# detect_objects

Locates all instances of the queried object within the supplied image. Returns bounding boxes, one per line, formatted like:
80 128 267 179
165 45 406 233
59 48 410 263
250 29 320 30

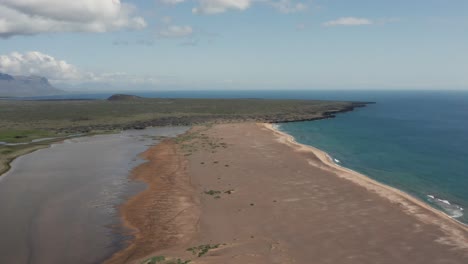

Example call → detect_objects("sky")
0 0 467 91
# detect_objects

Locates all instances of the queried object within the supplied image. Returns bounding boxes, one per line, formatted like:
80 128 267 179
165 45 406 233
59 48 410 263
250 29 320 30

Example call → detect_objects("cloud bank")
0 0 146 38
0 51 160 85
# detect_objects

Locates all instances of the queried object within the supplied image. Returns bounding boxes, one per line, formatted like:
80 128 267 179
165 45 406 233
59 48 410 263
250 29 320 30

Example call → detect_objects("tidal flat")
0 126 188 264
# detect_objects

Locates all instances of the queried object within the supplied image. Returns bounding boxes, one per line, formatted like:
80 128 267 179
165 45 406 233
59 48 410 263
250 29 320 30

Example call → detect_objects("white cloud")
270 0 306 14
0 51 161 85
0 51 83 81
158 0 250 14
159 0 305 15
158 25 194 38
323 17 373 27
192 0 251 14
0 0 146 38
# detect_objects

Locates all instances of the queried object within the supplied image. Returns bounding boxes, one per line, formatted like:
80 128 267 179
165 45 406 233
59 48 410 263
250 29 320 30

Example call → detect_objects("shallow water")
0 127 188 264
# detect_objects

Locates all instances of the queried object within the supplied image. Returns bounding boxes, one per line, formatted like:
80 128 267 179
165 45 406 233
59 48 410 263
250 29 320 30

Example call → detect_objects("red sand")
106 123 468 264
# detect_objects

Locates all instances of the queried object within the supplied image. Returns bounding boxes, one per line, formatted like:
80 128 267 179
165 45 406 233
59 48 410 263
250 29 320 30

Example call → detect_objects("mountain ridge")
0 72 64 97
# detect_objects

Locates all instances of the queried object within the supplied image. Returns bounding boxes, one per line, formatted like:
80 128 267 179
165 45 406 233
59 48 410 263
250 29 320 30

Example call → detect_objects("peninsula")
106 122 468 264
1 96 466 264
0 96 367 176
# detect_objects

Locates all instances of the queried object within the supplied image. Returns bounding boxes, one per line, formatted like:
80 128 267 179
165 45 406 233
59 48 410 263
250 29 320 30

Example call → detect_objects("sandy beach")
107 122 468 264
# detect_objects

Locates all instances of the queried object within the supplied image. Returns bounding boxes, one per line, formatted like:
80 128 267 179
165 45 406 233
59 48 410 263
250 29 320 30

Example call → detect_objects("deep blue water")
15 90 468 223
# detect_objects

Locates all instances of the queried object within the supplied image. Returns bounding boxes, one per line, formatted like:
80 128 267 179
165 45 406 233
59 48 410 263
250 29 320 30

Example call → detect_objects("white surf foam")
427 194 464 218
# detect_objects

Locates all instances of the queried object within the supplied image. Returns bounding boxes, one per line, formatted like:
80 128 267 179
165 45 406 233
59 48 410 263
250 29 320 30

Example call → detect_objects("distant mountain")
0 72 64 97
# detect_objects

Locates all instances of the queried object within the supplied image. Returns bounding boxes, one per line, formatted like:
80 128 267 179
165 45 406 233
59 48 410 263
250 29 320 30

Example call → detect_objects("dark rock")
107 94 144 101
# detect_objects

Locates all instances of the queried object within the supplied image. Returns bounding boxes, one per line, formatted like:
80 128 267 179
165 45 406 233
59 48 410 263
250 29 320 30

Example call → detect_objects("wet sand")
108 123 467 264
105 138 200 264
0 127 188 264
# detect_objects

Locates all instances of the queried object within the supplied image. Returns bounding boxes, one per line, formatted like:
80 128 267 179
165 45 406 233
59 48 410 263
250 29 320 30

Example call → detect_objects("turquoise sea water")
278 92 468 224
17 90 468 224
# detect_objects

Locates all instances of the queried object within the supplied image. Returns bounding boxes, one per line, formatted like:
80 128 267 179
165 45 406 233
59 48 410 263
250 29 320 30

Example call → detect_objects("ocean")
277 91 468 224
19 90 468 224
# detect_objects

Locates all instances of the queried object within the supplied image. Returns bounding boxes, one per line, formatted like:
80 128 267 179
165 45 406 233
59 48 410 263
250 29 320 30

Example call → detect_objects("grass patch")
204 190 222 196
0 129 56 143
140 256 191 264
186 244 220 257
203 189 235 199
0 98 361 136
141 256 166 264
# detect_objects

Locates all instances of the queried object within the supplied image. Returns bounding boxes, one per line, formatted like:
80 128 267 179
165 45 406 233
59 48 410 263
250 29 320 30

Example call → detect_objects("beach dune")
108 123 468 264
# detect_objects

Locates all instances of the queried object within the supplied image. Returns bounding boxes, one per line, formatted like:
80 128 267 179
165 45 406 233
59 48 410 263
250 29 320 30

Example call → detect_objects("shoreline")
263 123 468 245
0 139 66 177
0 132 111 178
0 129 179 264
106 122 467 263
104 135 199 264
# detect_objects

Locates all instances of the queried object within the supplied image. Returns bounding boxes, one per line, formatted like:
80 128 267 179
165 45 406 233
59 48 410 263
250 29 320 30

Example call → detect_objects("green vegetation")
139 244 222 263
0 97 367 177
186 244 220 257
0 129 54 144
178 128 228 156
0 97 362 143
204 190 222 196
140 256 191 264
203 189 235 199
141 256 166 264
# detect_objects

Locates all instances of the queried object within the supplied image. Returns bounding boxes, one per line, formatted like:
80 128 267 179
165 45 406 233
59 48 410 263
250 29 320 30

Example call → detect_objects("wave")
427 195 464 218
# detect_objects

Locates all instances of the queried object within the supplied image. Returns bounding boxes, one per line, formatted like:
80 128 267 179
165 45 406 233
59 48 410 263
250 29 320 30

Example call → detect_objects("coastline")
107 122 467 263
263 123 468 244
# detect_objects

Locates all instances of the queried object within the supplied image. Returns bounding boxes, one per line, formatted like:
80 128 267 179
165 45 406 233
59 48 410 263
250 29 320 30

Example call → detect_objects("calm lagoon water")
0 127 188 264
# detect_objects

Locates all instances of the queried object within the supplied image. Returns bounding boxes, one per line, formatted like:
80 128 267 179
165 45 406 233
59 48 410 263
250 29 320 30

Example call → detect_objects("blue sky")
0 0 467 90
